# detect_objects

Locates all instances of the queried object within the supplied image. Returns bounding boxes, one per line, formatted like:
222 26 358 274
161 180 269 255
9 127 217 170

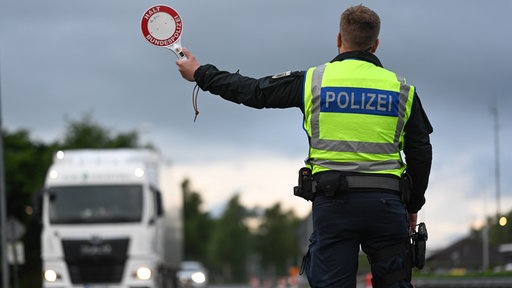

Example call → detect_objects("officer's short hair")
340 5 380 51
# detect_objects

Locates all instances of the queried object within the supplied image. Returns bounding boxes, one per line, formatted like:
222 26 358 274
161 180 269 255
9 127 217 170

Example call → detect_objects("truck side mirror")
32 189 44 225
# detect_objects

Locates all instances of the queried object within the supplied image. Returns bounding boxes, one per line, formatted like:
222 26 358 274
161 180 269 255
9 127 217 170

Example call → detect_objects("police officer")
176 5 432 288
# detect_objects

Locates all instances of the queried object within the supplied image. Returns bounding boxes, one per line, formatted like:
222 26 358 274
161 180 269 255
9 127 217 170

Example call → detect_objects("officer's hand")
408 213 417 235
176 48 200 82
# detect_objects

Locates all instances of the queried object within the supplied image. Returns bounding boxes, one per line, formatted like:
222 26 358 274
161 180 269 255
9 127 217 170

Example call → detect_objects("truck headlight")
43 269 59 282
191 272 206 284
135 267 152 280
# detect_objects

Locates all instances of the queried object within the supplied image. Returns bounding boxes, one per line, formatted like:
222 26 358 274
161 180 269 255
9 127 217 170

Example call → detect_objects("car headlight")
43 269 59 282
191 272 206 284
135 267 152 280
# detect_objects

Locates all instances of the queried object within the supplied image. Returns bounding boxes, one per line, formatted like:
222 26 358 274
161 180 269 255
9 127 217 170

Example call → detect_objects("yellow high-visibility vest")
303 59 415 176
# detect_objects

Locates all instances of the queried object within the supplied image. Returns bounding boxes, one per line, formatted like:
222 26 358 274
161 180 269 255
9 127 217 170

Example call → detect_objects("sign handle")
167 42 187 59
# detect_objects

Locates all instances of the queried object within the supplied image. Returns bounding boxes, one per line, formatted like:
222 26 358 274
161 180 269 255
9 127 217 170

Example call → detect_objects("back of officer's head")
340 5 380 51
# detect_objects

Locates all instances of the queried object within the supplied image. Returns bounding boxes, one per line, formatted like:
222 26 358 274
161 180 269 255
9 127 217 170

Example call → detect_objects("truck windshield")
48 185 143 224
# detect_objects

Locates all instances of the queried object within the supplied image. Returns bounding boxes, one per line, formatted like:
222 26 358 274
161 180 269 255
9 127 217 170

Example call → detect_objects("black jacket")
194 50 433 213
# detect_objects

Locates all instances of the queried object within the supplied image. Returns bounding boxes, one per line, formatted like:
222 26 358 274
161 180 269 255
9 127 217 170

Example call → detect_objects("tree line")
182 178 305 284
1 114 306 287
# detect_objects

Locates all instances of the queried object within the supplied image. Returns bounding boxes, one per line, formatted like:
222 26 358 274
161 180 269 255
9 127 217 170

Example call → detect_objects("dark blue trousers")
304 192 412 288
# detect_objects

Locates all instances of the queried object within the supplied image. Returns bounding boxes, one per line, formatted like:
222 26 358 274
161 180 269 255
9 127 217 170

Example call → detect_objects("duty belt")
314 172 402 196
345 175 400 192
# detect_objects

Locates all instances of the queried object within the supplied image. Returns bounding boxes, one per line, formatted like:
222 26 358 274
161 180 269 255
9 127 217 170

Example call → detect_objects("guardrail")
414 277 512 288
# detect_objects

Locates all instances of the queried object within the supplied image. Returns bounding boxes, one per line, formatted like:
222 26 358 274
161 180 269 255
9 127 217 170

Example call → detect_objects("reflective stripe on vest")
303 61 414 175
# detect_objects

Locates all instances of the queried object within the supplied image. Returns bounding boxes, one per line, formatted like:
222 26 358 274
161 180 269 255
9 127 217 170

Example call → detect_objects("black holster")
411 222 428 269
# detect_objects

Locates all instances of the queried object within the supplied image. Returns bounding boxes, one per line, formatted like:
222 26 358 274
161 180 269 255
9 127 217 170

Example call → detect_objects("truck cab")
41 149 182 288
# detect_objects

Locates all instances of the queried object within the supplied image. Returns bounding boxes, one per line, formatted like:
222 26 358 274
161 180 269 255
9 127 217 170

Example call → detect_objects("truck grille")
62 238 129 284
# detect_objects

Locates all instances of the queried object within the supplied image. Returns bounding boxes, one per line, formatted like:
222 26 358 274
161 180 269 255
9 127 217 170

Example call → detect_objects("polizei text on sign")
145 17 182 45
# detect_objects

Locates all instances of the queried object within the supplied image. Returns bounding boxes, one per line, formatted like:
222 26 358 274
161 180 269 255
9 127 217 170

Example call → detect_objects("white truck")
40 149 183 288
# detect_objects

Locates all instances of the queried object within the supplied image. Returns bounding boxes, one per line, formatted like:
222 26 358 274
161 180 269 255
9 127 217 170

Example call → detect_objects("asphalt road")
210 285 252 288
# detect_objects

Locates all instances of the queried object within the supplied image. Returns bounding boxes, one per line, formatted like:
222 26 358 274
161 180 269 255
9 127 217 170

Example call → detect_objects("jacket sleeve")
403 93 433 213
194 64 304 109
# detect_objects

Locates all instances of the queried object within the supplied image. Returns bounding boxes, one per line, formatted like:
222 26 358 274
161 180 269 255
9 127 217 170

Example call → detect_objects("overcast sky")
1 0 511 251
